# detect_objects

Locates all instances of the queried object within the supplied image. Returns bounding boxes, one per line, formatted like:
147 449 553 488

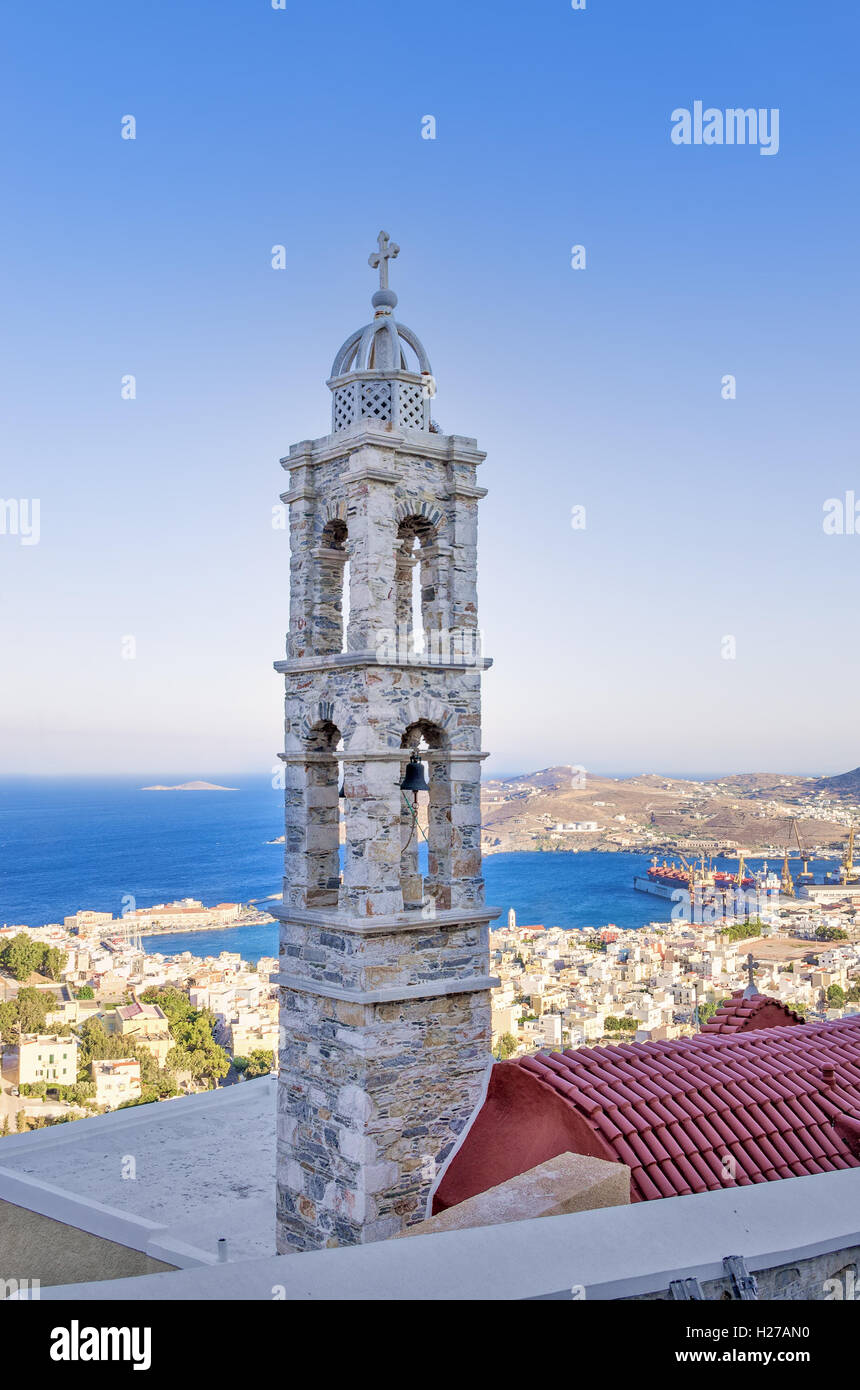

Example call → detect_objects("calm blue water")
0 776 284 928
0 777 838 962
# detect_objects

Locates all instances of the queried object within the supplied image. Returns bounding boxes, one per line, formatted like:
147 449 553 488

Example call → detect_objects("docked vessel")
634 855 778 900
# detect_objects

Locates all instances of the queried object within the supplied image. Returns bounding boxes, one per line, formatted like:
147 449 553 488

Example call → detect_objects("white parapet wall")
19 1166 860 1301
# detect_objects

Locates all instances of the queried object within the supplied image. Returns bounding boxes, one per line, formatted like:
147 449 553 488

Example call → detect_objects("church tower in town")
274 234 499 1251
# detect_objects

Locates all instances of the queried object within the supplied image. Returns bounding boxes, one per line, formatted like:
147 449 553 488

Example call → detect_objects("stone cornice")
279 485 316 505
280 427 486 472
276 750 492 764
443 484 488 501
325 368 425 390
271 904 501 935
345 467 399 487
274 652 492 674
309 545 348 562
273 973 501 1004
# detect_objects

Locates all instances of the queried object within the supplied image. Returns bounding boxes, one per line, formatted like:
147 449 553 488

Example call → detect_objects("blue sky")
1 0 858 777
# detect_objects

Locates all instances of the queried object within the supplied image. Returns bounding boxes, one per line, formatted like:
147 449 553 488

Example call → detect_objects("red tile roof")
700 990 805 1034
517 1017 860 1201
434 1013 860 1211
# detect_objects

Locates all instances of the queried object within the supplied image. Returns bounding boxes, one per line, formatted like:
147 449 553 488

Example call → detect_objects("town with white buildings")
3 885 860 1135
490 900 860 1058
0 908 279 1134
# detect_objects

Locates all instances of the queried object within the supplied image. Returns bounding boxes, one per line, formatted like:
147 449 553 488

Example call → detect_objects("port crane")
840 827 860 884
780 847 795 898
788 817 814 885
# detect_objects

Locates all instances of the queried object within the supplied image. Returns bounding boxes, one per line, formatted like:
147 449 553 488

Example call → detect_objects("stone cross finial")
369 230 399 290
746 952 755 988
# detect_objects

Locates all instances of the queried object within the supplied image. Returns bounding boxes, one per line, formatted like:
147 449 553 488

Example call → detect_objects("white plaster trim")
0 1167 216 1269
30 1167 860 1302
0 1082 278 1271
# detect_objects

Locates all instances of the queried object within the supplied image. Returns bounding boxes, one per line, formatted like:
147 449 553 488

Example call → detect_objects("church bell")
400 750 430 797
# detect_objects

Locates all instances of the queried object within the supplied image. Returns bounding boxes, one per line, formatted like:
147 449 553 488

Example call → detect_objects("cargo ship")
634 856 777 900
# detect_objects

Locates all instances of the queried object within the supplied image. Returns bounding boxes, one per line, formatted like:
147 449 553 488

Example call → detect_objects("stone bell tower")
274 233 499 1253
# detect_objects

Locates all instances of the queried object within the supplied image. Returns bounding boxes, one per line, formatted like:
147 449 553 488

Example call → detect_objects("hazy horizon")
0 763 851 784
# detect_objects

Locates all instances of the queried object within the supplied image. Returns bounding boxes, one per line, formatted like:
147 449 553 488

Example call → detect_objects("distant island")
141 781 239 792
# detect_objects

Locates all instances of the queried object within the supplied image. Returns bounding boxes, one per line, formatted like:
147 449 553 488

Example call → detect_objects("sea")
0 776 837 965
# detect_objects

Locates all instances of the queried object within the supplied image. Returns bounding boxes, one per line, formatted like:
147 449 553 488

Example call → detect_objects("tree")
1 934 43 982
0 1000 19 1044
139 987 196 1030
118 1087 160 1109
76 1017 124 1073
76 986 94 1001
41 947 67 982
245 1049 274 1078
816 925 848 942
720 920 765 943
496 1032 519 1059
134 1047 178 1098
697 1001 719 1024
166 1023 229 1088
0 988 52 1043
142 992 229 1088
76 1017 177 1097
15 1110 26 1133
16 987 53 1035
67 1082 96 1107
826 984 846 1008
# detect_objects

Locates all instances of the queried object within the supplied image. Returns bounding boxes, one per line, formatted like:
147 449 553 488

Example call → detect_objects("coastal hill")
813 766 860 798
141 781 239 792
480 766 858 858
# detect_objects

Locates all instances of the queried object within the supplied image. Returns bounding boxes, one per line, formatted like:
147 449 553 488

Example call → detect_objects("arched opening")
395 516 439 659
400 719 450 911
315 518 349 656
304 720 341 909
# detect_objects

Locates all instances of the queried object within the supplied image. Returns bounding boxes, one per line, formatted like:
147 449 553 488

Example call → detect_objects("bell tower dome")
274 233 499 1253
328 231 435 433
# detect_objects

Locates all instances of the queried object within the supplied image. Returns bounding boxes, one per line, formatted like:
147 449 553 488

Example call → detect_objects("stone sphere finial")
372 288 398 314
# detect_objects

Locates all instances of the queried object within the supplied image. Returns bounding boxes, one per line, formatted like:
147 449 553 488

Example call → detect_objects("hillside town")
0 912 279 1135
490 897 860 1058
4 882 860 1136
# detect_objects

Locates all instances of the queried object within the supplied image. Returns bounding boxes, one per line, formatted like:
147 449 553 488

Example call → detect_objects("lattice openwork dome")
327 233 435 433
